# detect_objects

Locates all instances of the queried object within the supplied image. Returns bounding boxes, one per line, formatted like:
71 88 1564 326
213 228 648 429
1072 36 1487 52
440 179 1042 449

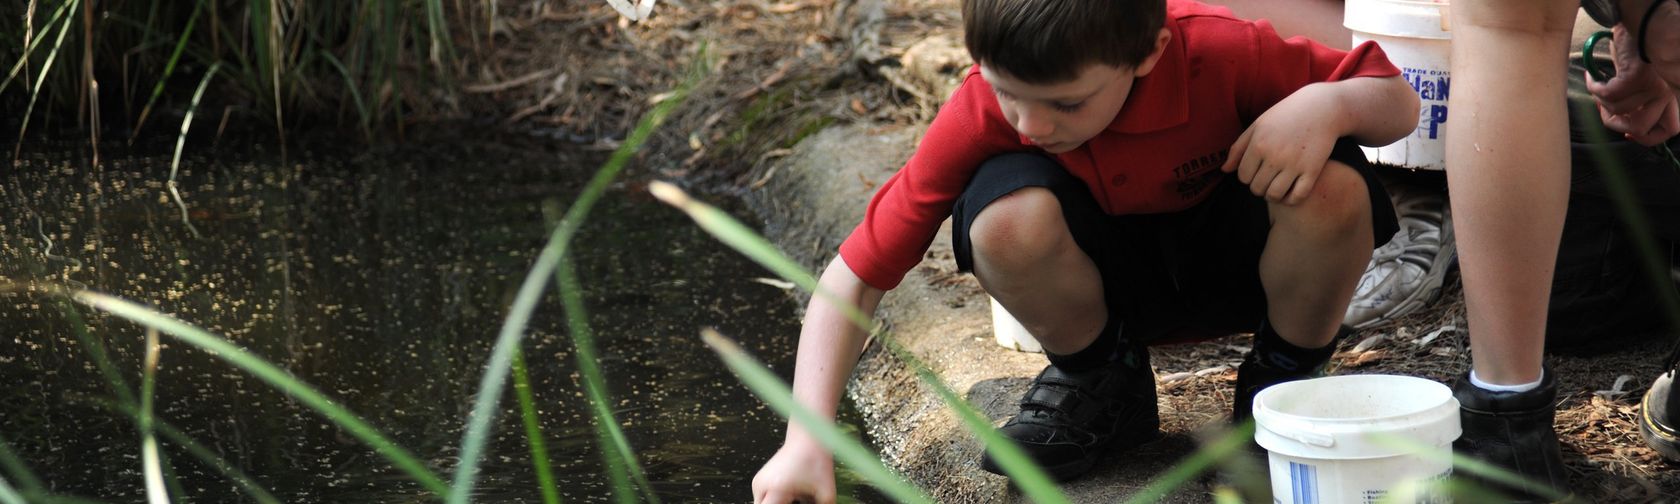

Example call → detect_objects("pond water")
0 134 881 502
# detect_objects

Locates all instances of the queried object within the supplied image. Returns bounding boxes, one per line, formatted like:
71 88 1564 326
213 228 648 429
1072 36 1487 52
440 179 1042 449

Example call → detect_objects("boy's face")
979 29 1170 154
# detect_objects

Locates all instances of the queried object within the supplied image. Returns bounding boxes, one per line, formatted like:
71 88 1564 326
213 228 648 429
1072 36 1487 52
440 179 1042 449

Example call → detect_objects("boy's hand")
1222 84 1343 205
752 442 836 504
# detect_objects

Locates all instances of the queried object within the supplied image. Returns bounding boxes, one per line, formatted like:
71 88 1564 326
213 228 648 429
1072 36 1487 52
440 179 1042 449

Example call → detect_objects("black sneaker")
1451 369 1570 502
1232 350 1327 424
1639 369 1680 462
979 348 1160 481
1219 347 1328 504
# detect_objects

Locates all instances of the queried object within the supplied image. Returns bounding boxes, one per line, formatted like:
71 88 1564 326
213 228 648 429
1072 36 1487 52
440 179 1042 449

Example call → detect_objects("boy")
752 0 1419 500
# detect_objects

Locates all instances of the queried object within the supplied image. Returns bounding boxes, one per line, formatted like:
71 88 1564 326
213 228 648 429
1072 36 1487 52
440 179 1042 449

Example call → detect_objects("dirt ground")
498 0 1680 501
1183 281 1680 503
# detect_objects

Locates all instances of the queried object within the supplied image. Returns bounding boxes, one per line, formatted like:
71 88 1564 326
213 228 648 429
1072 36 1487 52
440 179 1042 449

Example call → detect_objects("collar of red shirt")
1105 14 1189 135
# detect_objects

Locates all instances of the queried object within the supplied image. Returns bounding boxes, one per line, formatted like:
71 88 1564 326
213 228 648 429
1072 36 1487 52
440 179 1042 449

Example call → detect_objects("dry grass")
1148 275 1680 502
464 0 965 185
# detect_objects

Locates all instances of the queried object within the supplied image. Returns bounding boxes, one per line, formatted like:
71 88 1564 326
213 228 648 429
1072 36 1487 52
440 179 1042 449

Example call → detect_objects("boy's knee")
1271 161 1368 233
970 187 1071 265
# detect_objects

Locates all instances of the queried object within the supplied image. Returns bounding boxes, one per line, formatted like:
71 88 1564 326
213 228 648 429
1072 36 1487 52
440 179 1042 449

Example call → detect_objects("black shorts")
950 139 1399 345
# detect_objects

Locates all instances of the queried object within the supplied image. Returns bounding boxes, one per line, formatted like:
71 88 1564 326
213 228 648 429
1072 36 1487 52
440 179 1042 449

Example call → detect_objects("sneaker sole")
979 449 1100 482
979 429 1163 481
1638 384 1680 462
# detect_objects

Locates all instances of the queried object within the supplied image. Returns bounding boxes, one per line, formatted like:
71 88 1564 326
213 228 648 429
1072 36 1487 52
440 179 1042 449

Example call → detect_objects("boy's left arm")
1220 75 1419 204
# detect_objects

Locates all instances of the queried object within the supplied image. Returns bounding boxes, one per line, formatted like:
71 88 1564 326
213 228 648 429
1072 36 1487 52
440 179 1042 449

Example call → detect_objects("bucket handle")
1265 418 1336 448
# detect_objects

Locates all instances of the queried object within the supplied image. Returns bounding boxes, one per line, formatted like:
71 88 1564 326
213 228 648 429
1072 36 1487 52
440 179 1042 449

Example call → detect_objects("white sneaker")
1344 184 1456 329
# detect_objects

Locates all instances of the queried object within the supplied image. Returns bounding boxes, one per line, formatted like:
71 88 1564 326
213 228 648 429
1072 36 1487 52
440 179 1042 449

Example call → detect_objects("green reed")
2 0 479 151
511 349 562 504
74 291 451 497
77 397 283 504
447 44 709 504
1572 100 1680 337
28 283 282 504
648 181 1070 502
702 329 935 503
0 477 22 504
7 0 78 159
0 434 43 502
1127 422 1256 503
139 328 170 504
556 254 655 504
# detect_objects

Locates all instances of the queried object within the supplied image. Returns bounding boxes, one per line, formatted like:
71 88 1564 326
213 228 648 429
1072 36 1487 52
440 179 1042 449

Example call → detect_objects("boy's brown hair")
963 0 1167 84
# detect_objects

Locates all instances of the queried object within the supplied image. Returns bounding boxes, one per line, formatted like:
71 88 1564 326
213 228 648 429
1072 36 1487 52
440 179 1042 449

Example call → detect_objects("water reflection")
0 137 873 502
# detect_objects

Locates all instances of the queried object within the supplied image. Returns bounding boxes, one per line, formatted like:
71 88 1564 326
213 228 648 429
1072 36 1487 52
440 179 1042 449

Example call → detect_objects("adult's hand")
1586 22 1680 145
1630 0 1680 86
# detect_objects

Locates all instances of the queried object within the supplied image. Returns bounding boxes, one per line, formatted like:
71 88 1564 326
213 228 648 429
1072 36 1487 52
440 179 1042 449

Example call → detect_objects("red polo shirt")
839 0 1401 290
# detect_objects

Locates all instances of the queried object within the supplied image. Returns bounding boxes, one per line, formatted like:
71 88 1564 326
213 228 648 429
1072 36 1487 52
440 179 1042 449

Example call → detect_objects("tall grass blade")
0 0 73 95
445 47 709 504
0 435 44 498
511 349 562 504
701 329 933 504
1572 100 1680 337
78 0 99 165
555 255 653 504
250 0 286 156
646 182 1068 502
1211 486 1242 504
423 0 456 75
1363 432 1571 502
49 296 137 406
318 52 372 140
75 397 283 504
1437 477 1529 503
481 0 496 49
167 61 221 239
18 247 132 406
72 291 450 496
0 476 24 504
139 328 170 504
130 0 206 142
1122 422 1253 503
11 0 79 160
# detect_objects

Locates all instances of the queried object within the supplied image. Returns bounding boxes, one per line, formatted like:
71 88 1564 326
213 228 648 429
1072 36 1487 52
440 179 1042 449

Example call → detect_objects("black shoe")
1232 350 1327 424
1639 369 1680 462
1451 369 1570 502
979 348 1160 481
1222 347 1326 503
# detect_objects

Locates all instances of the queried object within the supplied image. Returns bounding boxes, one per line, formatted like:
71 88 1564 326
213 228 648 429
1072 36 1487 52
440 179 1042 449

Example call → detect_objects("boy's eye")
1053 102 1083 112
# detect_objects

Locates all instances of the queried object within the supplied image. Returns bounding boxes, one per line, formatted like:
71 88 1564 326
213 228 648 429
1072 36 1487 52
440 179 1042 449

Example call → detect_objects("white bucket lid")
1254 374 1461 460
1344 0 1452 40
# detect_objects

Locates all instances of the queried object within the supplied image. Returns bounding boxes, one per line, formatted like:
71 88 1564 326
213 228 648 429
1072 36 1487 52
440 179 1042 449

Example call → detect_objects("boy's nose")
1015 107 1054 138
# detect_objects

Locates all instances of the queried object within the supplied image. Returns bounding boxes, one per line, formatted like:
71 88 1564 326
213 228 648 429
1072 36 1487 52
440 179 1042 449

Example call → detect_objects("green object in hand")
1586 30 1616 82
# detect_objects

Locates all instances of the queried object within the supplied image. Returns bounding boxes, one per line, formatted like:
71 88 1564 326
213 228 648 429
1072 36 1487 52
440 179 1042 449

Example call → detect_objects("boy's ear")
1132 28 1173 77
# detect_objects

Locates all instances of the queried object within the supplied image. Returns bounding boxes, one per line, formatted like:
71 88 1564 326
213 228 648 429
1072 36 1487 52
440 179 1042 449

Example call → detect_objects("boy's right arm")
752 254 885 504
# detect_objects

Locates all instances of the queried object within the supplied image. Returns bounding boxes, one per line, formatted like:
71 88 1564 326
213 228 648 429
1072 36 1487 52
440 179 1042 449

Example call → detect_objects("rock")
899 34 970 99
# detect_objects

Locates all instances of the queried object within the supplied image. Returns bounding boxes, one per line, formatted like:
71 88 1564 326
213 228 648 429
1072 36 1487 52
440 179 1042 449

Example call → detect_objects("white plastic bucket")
1254 374 1461 504
989 296 1042 353
1345 0 1452 170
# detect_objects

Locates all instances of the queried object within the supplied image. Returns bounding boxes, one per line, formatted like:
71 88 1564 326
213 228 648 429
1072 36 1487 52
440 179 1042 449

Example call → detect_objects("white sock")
1469 369 1543 393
